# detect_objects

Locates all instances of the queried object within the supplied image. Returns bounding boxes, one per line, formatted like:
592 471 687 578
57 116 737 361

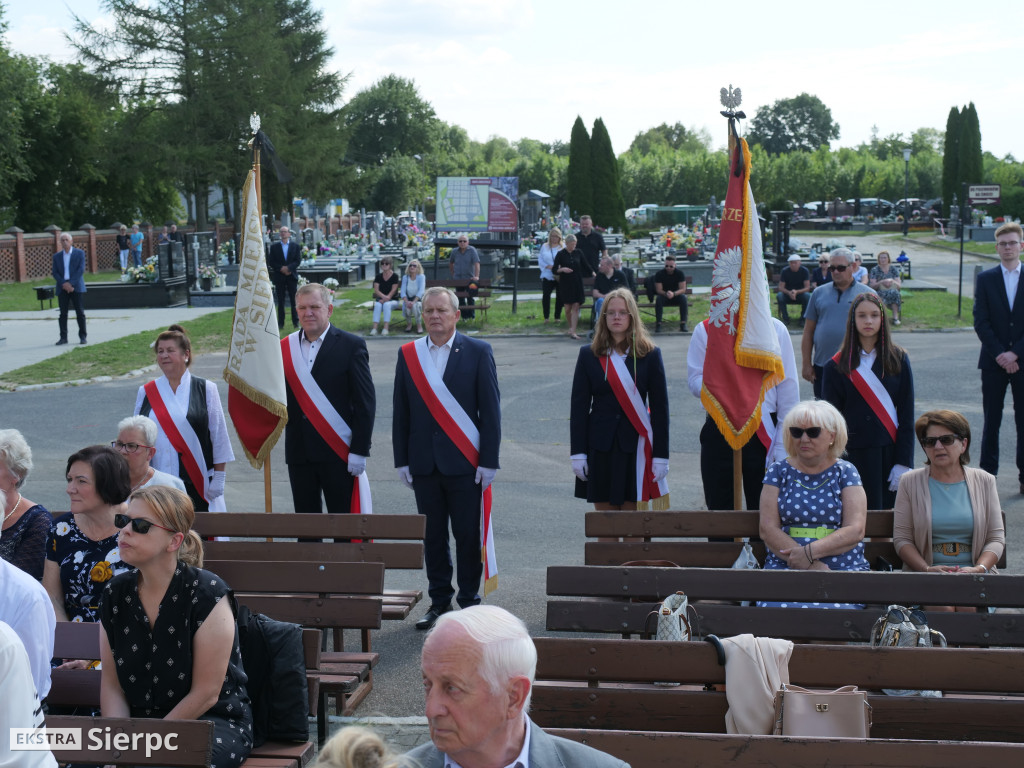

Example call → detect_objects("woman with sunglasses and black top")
99 485 252 767
892 410 1003 590
809 255 831 289
758 400 869 607
822 292 914 511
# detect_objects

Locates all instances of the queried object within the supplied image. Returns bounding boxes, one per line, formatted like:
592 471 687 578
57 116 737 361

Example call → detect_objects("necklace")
3 493 23 524
131 468 154 493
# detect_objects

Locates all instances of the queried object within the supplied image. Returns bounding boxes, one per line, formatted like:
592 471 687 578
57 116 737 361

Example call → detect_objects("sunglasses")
828 265 848 273
114 513 175 535
789 426 823 439
922 434 961 448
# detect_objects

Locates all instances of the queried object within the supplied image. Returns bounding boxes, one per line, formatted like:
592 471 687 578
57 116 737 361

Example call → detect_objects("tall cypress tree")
590 117 626 230
567 116 592 219
941 106 960 218
958 102 983 196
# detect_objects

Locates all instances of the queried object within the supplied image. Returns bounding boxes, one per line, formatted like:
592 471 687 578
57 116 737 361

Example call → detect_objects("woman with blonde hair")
99 485 252 767
316 725 413 768
400 259 426 333
115 224 130 272
538 227 564 324
570 288 669 509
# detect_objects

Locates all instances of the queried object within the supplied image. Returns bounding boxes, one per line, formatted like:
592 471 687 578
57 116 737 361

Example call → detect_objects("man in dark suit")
974 222 1024 491
268 225 301 329
409 605 628 768
284 282 375 514
51 232 87 345
393 287 501 630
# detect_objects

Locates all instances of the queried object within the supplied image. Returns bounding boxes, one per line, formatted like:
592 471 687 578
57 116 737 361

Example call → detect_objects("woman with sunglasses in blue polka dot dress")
758 400 870 609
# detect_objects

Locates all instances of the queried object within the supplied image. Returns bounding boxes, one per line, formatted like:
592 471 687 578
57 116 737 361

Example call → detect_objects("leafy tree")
342 75 438 166
0 41 43 227
942 106 961 218
566 116 592 217
747 93 840 154
628 122 710 155
958 102 983 190
368 155 421 213
590 118 625 229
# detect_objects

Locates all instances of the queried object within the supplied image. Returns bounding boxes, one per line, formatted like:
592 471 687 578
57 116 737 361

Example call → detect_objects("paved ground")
0 231 1011 751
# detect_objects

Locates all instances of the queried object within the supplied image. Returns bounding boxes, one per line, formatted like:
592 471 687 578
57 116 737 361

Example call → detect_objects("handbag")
772 684 871 738
654 591 692 642
731 540 760 606
870 604 945 697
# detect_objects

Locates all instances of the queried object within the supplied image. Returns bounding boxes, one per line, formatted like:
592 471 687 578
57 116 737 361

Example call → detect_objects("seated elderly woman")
893 410 1003 596
0 429 51 579
99 486 252 767
44 445 132 623
758 400 869 608
113 415 186 494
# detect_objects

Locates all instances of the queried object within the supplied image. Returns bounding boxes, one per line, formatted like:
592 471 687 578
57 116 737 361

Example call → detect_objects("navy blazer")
570 346 669 458
52 248 87 293
392 333 501 475
285 325 375 462
267 240 301 281
974 264 1024 370
821 352 915 465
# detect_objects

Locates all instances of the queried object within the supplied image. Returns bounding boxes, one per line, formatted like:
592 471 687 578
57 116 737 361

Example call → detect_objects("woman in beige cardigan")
893 410 1003 597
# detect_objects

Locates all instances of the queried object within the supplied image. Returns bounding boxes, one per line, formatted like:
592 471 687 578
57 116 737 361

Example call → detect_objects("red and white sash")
401 338 497 595
282 334 372 514
605 353 669 505
833 351 898 441
144 378 211 502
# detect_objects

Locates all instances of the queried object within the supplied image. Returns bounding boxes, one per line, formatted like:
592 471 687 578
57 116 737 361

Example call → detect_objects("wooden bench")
545 730 1023 768
532 637 1024 743
194 511 425 621
547 565 1024 646
46 716 216 767
424 277 493 320
583 509 1008 571
46 621 320 765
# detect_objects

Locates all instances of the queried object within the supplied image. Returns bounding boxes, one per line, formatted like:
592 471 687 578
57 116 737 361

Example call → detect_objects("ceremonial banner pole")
253 123 271 514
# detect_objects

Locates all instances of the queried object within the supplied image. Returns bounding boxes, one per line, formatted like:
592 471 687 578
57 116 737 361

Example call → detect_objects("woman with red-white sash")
134 324 234 512
822 292 914 510
570 288 669 509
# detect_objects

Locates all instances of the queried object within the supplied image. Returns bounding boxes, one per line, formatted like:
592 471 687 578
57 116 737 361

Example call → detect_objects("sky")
3 0 1022 162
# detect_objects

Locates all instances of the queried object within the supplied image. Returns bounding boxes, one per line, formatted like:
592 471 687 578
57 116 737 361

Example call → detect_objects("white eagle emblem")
709 246 743 333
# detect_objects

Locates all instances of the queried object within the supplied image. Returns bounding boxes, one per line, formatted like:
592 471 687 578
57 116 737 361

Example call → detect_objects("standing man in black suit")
281 282 375 514
51 232 87 345
393 287 501 630
268 225 301 329
975 222 1024 491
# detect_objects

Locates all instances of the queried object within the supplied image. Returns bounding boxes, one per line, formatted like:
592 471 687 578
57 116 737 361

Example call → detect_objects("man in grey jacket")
408 605 629 768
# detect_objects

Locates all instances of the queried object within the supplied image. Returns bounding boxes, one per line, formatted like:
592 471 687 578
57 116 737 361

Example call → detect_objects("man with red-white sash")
393 287 501 631
282 283 375 515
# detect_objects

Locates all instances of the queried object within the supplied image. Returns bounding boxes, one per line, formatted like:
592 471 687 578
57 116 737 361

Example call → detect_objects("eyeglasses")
922 434 960 448
789 426 823 439
828 265 848 273
111 441 149 454
114 513 175 535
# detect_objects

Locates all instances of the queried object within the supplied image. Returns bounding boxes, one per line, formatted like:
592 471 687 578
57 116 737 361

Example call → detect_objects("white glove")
571 455 589 481
652 458 669 484
397 466 414 489
209 470 226 499
475 467 497 489
888 464 911 492
347 453 367 476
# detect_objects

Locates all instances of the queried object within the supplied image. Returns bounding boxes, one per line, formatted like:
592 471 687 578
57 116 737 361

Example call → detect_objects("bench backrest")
45 715 212 766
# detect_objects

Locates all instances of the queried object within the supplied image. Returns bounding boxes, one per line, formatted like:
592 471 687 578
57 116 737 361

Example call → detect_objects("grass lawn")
0 280 974 388
0 270 121 312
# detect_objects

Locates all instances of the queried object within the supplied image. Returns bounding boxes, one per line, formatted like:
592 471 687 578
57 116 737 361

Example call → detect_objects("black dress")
553 248 592 305
99 564 253 768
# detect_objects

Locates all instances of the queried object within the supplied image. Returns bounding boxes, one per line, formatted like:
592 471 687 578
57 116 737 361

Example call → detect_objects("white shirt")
62 249 72 281
687 317 799 463
429 330 457 376
1001 262 1021 310
538 243 559 280
0 623 58 768
0 559 56 699
301 325 331 370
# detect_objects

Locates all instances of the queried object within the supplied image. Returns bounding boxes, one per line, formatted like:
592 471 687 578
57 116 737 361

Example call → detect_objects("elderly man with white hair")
113 414 187 494
409 605 629 768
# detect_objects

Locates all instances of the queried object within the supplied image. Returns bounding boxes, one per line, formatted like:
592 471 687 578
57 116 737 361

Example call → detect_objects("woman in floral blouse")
44 445 132 624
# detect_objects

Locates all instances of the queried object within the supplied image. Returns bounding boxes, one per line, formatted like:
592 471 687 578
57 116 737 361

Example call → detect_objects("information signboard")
968 185 1001 205
435 177 519 232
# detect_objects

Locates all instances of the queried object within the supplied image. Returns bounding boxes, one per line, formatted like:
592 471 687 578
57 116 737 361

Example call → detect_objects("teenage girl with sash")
822 292 915 510
570 288 669 510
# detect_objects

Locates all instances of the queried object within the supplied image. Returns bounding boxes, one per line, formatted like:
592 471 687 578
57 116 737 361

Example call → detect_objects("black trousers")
458 293 475 320
980 365 1024 481
845 443 896 510
655 294 688 324
541 278 560 320
413 470 483 609
288 459 355 514
812 364 824 399
272 275 299 328
57 289 86 341
700 415 767 511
